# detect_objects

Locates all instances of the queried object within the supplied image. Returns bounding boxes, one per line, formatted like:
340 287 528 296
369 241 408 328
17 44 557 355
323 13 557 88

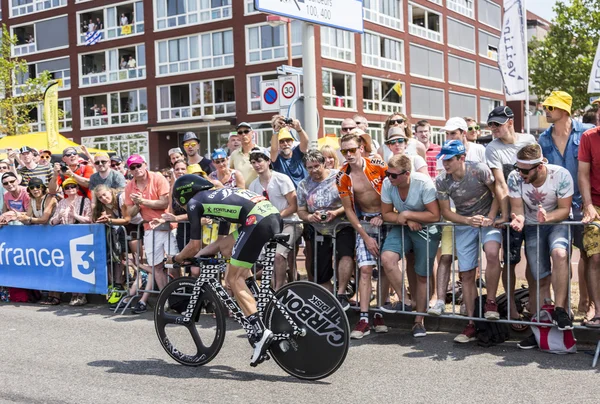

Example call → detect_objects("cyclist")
167 174 282 366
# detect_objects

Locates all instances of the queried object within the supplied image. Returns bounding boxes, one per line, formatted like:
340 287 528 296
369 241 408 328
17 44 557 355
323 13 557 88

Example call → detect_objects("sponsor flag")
497 0 528 101
85 30 102 45
588 40 600 94
121 24 132 35
44 81 60 150
392 81 403 97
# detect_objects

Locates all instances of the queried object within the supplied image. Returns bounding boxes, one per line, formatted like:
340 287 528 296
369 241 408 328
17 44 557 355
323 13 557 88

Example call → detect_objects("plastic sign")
255 0 364 33
260 80 280 111
279 75 300 107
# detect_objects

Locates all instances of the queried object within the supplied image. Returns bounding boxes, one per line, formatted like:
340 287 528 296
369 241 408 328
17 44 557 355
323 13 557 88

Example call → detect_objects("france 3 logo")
69 234 96 285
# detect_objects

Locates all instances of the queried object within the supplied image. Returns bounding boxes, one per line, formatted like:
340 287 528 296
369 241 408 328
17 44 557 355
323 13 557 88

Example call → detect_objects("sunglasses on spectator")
543 105 555 112
63 152 77 157
340 147 359 156
488 122 504 128
0 166 9 170
40 155 51 160
213 158 226 164
111 162 121 167
63 184 78 190
94 160 109 166
385 138 406 145
341 126 356 132
513 164 540 175
390 118 405 125
385 170 408 179
129 163 143 170
237 129 251 135
2 179 16 186
183 141 198 148
468 125 480 131
28 184 43 190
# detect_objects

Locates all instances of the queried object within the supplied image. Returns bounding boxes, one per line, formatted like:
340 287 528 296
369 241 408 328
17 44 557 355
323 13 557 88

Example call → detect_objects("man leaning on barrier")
508 144 574 336
380 154 441 338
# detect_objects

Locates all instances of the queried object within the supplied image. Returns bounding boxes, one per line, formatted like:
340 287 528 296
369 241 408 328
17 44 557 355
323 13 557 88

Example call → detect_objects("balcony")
409 23 442 43
11 0 67 18
409 5 442 43
82 89 148 129
80 45 146 87
447 0 474 18
78 1 144 45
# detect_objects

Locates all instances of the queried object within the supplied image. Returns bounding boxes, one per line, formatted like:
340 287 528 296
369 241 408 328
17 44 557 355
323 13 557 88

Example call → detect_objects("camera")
320 212 328 221
284 118 293 125
60 162 69 173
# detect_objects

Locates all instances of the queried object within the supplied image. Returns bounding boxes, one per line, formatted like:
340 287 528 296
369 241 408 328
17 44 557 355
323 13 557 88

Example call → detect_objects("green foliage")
0 24 54 136
529 0 600 111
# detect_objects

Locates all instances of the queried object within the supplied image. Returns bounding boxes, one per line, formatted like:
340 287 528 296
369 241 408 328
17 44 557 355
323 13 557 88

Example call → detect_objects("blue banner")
0 224 108 294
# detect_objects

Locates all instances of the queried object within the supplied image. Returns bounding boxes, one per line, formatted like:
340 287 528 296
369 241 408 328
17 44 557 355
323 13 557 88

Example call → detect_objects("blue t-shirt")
381 172 437 213
272 146 308 189
538 119 594 213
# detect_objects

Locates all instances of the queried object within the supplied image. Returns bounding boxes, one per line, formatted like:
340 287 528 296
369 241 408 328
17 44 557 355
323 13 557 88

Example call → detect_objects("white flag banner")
587 40 600 94
498 0 528 101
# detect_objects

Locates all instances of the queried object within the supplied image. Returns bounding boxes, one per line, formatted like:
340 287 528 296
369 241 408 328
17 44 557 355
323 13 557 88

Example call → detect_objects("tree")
528 0 600 112
0 23 53 136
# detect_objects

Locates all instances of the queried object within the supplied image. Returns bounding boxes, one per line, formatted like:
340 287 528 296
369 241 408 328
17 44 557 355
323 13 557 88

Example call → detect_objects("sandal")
510 315 529 332
585 317 600 328
41 296 60 306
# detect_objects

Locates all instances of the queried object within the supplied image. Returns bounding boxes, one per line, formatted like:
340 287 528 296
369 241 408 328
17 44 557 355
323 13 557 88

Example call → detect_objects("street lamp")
267 15 292 66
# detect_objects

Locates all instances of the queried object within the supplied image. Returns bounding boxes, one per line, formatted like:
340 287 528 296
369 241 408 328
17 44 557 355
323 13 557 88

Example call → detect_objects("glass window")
448 55 476 87
81 132 150 164
155 0 231 30
408 4 442 42
479 63 503 92
409 44 443 80
449 92 477 119
322 69 355 110
362 32 403 73
478 0 501 29
247 72 277 112
320 27 354 62
362 77 404 114
158 78 236 120
447 18 475 52
410 85 444 118
363 0 402 30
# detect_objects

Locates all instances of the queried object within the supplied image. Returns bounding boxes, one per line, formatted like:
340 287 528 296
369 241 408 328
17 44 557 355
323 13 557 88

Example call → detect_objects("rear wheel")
154 277 226 366
264 281 350 380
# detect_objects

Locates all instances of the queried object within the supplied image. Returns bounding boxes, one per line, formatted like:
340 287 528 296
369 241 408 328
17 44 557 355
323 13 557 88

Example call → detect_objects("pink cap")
126 154 146 168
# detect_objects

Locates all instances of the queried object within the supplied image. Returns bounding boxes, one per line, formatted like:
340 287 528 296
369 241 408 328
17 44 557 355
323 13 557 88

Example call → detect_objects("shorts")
571 208 585 251
231 214 282 268
176 222 191 252
524 224 569 280
583 206 600 256
382 225 440 277
303 225 355 284
355 214 387 268
441 224 454 256
500 226 525 265
125 222 144 240
454 226 502 272
143 229 179 266
276 223 303 258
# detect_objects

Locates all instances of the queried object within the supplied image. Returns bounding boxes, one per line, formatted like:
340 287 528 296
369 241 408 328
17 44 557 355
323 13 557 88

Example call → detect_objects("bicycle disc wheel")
154 277 226 366
264 281 350 380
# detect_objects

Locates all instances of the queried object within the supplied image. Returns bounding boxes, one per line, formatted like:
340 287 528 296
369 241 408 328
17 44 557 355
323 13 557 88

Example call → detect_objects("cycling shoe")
250 329 273 367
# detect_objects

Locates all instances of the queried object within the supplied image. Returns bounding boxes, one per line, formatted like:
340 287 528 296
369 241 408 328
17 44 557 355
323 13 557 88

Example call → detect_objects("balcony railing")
362 54 403 73
79 22 144 45
81 67 145 87
13 43 36 56
159 102 236 120
363 100 403 114
409 23 442 43
82 111 148 128
364 8 402 30
447 0 474 18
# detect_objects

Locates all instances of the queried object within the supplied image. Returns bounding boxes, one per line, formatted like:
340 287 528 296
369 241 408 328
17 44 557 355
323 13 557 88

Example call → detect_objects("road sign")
255 0 364 33
260 80 279 111
279 75 300 107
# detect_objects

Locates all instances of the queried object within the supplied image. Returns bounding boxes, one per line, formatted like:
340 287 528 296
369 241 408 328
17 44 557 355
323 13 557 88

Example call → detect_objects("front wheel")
154 277 226 366
264 281 350 380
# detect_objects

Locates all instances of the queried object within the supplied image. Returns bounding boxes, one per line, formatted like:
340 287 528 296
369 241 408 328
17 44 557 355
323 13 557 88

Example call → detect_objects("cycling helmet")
173 174 213 206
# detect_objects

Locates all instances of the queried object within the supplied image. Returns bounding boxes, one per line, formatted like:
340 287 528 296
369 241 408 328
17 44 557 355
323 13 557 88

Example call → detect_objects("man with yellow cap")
269 115 309 189
88 152 126 191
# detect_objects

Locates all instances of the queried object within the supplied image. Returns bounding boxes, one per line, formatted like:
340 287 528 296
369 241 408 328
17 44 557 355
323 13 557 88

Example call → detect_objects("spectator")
168 148 184 167
249 147 299 290
26 34 34 44
90 104 100 116
226 132 242 155
38 150 52 167
464 117 481 142
160 168 172 185
88 152 126 191
230 122 258 185
336 132 389 338
101 104 107 115
270 116 309 189
88 19 95 32
340 117 357 135
110 156 127 177
582 109 598 125
353 114 381 150
440 117 486 163
181 132 215 175
16 146 52 186
414 120 441 179
127 56 136 69
1 172 30 225
122 154 175 314
120 13 129 26
509 144 574 340
120 57 128 70
320 145 339 169
580 123 600 328
209 149 245 189
96 17 103 30
385 128 428 175
378 113 427 162
432 140 502 343
381 154 441 337
49 147 94 199
0 161 11 209
50 178 91 306
352 128 381 160
297 149 353 293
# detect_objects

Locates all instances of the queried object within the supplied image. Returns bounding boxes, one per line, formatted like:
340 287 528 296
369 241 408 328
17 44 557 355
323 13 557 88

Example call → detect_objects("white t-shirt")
249 171 297 220
507 164 574 223
485 133 537 180
408 155 427 173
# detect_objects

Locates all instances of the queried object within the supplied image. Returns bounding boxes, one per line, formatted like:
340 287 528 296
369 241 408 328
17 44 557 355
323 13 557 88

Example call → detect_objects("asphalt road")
1 303 599 404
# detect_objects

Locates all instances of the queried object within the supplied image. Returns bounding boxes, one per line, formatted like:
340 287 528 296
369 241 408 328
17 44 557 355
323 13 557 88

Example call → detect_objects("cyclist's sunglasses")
385 170 408 179
513 164 540 175
468 125 480 131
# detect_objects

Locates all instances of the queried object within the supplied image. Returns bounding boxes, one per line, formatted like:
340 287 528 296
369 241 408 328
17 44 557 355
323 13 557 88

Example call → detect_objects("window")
479 63 502 93
447 0 474 18
245 0 258 15
410 85 444 118
155 0 232 30
320 27 354 62
447 18 475 52
449 92 477 119
480 97 501 123
28 98 72 133
15 57 71 96
478 0 501 29
11 0 67 18
362 32 404 73
77 1 144 45
158 78 235 121
322 70 355 110
363 0 403 31
12 16 69 56
362 77 404 114
247 72 278 112
246 22 302 63
409 44 443 81
408 3 442 43
82 88 148 129
448 55 476 87
82 132 149 164
479 30 499 59
81 44 146 86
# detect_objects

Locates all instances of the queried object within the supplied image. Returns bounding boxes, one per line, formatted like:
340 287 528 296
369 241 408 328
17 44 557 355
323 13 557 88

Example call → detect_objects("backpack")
530 304 577 354
473 294 511 347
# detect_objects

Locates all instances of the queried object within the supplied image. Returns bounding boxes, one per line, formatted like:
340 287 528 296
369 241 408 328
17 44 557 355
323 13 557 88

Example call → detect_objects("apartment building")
2 0 505 168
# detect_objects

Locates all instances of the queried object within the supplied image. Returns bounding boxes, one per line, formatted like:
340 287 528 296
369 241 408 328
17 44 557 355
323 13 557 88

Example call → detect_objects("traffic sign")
279 75 300 107
260 80 280 111
255 0 364 34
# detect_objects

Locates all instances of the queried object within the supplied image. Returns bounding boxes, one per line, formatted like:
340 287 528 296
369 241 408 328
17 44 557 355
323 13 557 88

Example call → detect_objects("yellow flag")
121 24 132 35
393 81 403 97
44 81 60 150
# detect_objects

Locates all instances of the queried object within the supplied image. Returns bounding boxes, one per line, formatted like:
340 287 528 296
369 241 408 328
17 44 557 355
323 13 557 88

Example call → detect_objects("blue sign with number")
0 224 108 294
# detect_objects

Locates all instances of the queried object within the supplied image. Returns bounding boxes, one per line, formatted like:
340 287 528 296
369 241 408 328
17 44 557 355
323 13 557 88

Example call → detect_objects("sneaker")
109 296 130 310
517 334 538 350
380 301 412 314
250 329 273 367
337 294 351 311
68 295 78 306
454 323 477 343
131 301 147 314
427 300 445 316
73 295 87 306
107 289 123 305
412 323 427 338
552 307 573 330
350 320 371 339
373 314 388 333
484 300 500 320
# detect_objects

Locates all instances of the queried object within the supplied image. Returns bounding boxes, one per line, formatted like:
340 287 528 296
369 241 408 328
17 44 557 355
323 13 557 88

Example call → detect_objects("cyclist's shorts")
230 213 282 268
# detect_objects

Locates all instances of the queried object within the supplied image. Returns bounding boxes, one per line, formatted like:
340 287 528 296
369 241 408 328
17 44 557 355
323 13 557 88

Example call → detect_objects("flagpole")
381 86 396 101
523 0 531 135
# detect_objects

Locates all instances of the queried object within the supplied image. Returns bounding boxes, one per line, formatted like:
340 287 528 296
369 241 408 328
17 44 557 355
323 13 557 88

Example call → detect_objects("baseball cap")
436 140 467 160
487 106 515 125
236 122 252 130
249 146 270 161
543 91 572 115
63 146 78 155
126 154 146 168
228 131 240 139
110 155 123 163
1 172 17 183
40 149 52 156
28 178 45 189
181 132 199 144
19 146 35 154
211 148 227 160
441 117 468 132
277 127 294 141
61 177 78 188
168 147 183 156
